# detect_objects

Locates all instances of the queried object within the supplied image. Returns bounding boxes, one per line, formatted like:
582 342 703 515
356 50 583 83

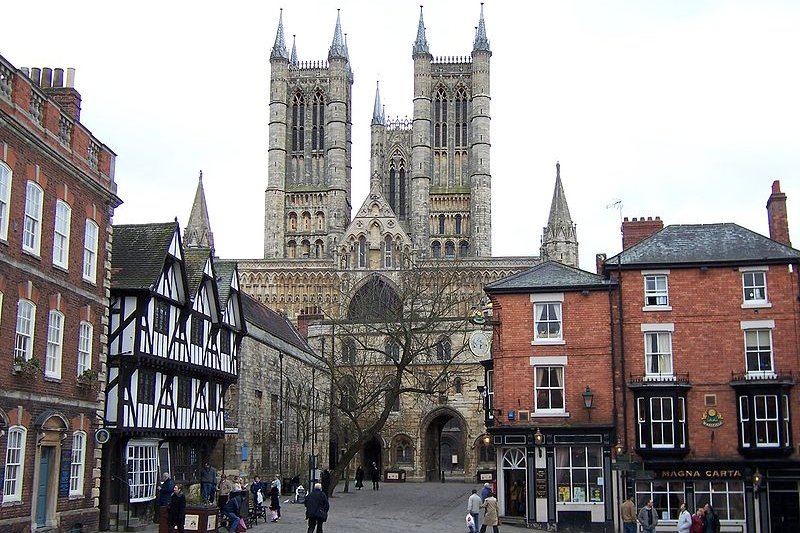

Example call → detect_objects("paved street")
137 481 514 533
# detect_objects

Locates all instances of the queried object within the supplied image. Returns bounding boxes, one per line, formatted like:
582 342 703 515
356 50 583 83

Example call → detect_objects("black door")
769 482 800 533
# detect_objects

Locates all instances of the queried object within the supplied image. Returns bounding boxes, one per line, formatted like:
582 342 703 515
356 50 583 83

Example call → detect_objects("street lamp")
582 386 594 422
534 428 544 458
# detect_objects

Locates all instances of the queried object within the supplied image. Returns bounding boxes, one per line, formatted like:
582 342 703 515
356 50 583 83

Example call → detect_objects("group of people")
354 462 381 490
621 496 720 533
466 482 501 533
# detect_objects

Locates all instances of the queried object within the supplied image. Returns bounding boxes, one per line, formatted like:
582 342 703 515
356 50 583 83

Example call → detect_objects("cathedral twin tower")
263 6 577 268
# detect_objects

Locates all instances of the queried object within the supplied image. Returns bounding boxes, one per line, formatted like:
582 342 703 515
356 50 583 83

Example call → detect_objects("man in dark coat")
200 462 217 503
222 491 244 532
158 472 175 507
168 484 186 533
355 465 364 489
320 469 331 494
370 462 380 490
304 483 330 533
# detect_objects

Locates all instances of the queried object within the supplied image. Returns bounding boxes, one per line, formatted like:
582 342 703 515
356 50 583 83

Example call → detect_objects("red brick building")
0 55 121 531
484 261 617 531
604 182 800 533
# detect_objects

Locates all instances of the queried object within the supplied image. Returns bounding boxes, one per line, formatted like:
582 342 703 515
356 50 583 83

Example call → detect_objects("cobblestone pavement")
138 481 516 533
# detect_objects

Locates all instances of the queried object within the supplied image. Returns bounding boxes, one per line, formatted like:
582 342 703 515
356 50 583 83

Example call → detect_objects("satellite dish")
95 428 110 444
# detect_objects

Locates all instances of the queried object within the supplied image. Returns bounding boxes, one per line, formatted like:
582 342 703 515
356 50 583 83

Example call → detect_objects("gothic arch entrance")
422 408 466 482
363 436 383 473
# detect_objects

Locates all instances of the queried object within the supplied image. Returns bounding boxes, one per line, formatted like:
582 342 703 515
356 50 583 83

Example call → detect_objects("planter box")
384 469 407 482
159 505 219 532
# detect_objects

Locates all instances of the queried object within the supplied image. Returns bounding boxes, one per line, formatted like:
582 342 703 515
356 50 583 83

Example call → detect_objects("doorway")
501 448 527 518
423 410 465 482
36 446 53 527
769 481 800 533
363 436 383 473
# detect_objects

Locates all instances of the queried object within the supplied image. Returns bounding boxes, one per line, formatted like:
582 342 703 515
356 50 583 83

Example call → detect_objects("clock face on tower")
469 330 490 357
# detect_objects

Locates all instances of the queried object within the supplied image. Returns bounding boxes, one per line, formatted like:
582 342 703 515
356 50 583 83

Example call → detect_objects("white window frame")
740 267 770 308
52 199 72 269
126 440 159 502
642 325 674 379
531 293 564 344
14 299 36 361
643 271 671 310
650 397 675 448
753 394 780 448
82 219 99 283
487 369 494 420
69 431 87 496
3 426 27 503
635 480 685 520
534 365 565 414
0 161 11 241
77 321 93 375
555 446 604 503
45 310 64 379
23 181 43 255
694 480 746 521
743 328 774 377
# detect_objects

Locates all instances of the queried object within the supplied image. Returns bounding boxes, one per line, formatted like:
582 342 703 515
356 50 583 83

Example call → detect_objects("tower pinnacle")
473 3 490 52
540 162 578 267
413 5 430 56
271 9 290 61
290 35 298 65
184 171 215 253
372 81 385 126
329 10 347 60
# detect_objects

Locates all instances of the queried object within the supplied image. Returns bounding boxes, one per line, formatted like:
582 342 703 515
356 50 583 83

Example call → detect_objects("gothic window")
384 235 394 268
358 236 367 268
301 211 311 230
288 213 298 231
312 90 324 152
434 87 447 149
399 165 406 216
454 377 463 394
314 239 324 258
287 240 297 258
394 436 413 465
438 214 446 235
291 92 306 153
347 275 402 320
455 88 468 147
431 241 441 258
340 376 357 412
389 166 396 212
316 211 325 230
455 214 462 235
436 337 451 361
342 339 356 363
445 241 455 258
386 339 401 362
459 241 469 257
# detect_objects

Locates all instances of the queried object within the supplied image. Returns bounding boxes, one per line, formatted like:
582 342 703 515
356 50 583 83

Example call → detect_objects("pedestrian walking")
620 495 637 533
678 503 692 533
703 504 719 533
268 479 281 521
637 499 659 533
467 488 482 533
273 474 282 495
168 484 186 533
355 465 364 490
370 461 380 490
304 482 330 533
479 490 500 533
200 462 217 504
321 469 331 494
691 508 705 533
480 482 492 502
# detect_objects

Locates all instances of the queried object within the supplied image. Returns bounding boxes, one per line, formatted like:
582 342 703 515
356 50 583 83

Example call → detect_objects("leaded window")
153 299 170 335
126 441 158 502
137 370 156 405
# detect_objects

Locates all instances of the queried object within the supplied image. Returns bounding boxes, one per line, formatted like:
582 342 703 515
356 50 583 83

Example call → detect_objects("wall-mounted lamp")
582 386 594 409
753 468 763 494
533 428 545 446
613 440 624 456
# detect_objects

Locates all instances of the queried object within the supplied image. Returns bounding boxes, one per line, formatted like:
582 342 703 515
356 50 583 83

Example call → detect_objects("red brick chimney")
595 253 606 274
29 67 82 121
296 312 324 340
621 216 664 250
766 180 791 247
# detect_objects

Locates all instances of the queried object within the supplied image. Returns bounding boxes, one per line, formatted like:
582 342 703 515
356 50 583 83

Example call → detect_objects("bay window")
126 440 159 502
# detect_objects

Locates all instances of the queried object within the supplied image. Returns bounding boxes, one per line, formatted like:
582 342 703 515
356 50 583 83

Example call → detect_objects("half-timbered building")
100 221 244 529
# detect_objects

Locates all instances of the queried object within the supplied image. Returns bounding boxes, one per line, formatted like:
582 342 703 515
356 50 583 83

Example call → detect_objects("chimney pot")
53 68 64 87
41 67 52 88
30 67 41 85
66 68 76 88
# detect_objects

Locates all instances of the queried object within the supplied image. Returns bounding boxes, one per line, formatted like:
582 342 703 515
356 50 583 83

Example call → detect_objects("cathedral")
218 5 580 482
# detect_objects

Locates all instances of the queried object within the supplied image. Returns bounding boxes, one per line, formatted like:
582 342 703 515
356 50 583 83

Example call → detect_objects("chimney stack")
621 216 664 250
595 253 607 275
25 65 82 121
766 180 791 247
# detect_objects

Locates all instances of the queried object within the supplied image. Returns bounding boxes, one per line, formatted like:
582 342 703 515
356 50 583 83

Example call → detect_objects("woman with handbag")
480 490 500 533
304 482 330 533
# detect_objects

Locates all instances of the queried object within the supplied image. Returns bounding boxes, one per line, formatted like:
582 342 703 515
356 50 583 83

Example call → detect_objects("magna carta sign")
659 468 742 479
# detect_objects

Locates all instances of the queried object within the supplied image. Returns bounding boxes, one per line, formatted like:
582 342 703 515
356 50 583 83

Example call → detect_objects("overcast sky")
4 1 799 269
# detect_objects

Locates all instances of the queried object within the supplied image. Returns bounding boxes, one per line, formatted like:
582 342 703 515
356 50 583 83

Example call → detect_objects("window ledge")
531 339 566 346
44 376 62 383
643 305 672 312
22 248 42 260
741 302 772 309
532 411 570 418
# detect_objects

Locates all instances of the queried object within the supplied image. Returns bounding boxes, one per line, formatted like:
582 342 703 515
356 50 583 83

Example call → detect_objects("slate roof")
183 247 212 299
111 222 178 291
485 261 613 293
241 292 315 357
214 260 237 307
604 223 800 268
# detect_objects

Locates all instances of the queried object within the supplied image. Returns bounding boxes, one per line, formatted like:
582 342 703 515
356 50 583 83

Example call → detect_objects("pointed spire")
270 9 290 61
372 81 385 126
473 3 490 52
329 9 347 60
184 170 215 252
548 161 572 225
413 5 430 56
290 34 298 65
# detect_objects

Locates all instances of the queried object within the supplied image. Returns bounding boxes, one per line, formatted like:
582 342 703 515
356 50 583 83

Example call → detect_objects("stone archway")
363 436 383 473
421 408 467 482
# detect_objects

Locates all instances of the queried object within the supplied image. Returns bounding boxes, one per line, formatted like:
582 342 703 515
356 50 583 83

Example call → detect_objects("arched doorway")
363 436 383 473
501 448 527 518
423 409 466 482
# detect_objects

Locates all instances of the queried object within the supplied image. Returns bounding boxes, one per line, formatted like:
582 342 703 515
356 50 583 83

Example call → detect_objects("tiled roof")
214 260 237 307
485 261 612 293
605 223 800 268
184 248 212 299
111 222 177 290
241 293 315 356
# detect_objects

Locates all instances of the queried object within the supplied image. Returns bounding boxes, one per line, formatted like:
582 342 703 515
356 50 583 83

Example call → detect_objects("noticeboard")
58 448 72 497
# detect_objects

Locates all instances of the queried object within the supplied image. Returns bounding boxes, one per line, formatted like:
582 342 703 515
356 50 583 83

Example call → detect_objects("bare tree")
309 258 486 494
